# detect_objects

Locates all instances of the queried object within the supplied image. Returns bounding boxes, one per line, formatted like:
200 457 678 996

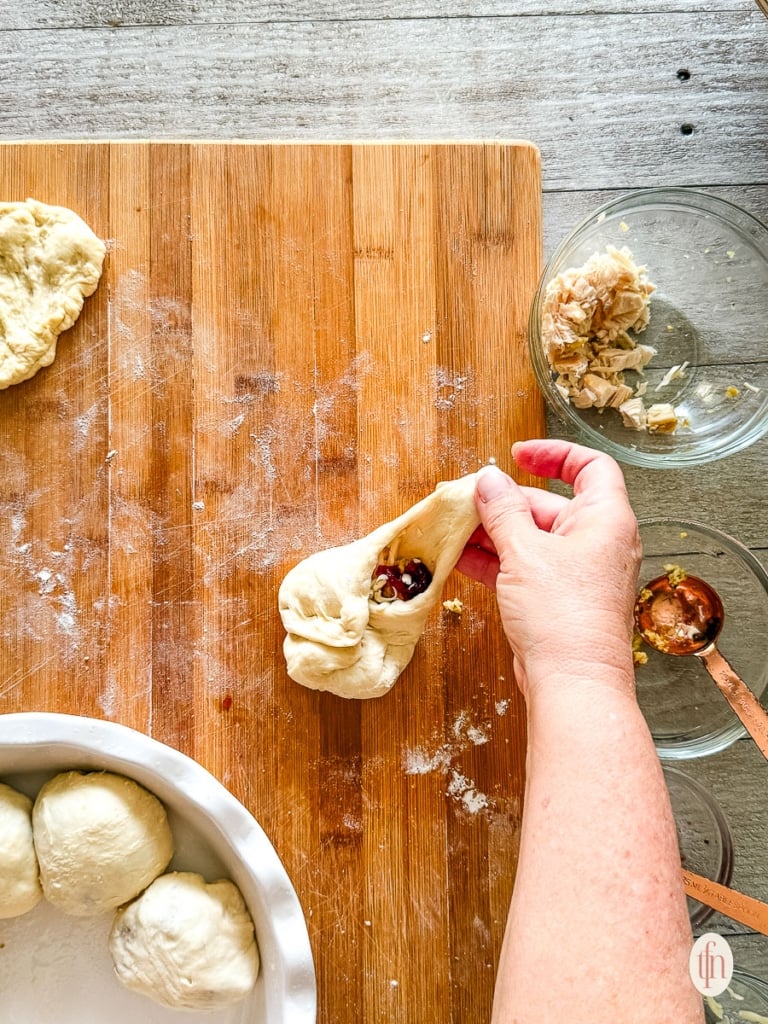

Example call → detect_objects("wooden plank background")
0 0 767 998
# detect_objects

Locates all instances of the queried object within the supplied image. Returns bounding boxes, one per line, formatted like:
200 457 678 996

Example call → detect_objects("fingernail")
476 465 512 503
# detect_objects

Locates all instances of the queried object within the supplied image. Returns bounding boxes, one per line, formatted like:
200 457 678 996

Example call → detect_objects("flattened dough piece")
33 770 174 916
110 871 259 1010
0 782 42 919
279 474 479 698
0 197 106 389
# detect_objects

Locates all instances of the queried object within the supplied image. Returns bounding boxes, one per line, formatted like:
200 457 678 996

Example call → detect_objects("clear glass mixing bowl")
529 188 768 468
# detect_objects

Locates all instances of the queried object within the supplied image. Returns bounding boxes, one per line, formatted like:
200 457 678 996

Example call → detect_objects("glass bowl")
703 968 768 1021
634 518 768 759
528 188 768 468
663 765 733 929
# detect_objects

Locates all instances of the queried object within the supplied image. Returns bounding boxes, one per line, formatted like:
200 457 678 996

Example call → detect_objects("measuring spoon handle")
682 870 768 935
699 645 768 760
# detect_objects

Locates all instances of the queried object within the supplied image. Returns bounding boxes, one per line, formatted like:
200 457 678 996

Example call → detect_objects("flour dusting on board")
72 399 109 455
0 505 85 665
403 709 500 815
432 367 470 411
447 770 489 814
404 746 453 775
111 269 149 352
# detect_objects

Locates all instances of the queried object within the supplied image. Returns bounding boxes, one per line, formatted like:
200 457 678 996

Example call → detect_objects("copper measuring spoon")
634 572 768 761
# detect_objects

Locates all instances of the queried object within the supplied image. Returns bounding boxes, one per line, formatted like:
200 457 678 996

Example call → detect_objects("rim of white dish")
0 711 317 1024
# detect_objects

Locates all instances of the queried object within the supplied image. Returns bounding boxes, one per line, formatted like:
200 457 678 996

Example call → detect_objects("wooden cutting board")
0 141 543 1023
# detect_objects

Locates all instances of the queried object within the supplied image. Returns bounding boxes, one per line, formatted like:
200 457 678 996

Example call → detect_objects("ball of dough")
0 198 106 390
109 871 260 1010
0 782 43 919
32 770 174 916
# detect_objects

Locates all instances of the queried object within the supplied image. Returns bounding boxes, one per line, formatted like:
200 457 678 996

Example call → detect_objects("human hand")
456 439 641 699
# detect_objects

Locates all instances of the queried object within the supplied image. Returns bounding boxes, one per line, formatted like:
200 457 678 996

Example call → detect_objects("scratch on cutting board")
0 653 58 700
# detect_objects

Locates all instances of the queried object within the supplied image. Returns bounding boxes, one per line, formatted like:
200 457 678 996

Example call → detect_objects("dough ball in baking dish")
0 781 43 919
32 770 173 916
109 871 259 1009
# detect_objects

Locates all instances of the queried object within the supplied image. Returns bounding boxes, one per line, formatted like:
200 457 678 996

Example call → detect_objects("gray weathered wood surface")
2 0 767 989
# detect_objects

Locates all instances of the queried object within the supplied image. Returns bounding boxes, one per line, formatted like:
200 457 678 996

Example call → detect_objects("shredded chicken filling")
541 245 683 433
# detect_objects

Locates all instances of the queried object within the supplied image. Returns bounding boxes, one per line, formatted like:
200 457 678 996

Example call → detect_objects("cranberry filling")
372 559 432 601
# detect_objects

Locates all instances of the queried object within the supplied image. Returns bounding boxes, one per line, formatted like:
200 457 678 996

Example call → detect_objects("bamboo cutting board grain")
0 141 543 1023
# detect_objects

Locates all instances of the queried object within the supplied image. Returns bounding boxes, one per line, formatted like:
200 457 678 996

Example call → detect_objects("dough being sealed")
0 197 106 389
32 770 173 916
109 871 260 1010
0 782 43 919
279 474 479 698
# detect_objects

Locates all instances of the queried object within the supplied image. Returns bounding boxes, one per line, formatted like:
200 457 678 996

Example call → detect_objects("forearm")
493 669 703 1023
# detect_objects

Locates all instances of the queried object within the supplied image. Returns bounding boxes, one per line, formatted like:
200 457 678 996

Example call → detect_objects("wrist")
520 640 638 704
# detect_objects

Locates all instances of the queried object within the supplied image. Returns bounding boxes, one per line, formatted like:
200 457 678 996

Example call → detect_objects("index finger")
512 438 629 501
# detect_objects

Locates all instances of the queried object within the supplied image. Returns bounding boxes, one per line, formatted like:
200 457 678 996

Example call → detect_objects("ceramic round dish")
634 518 768 759
528 188 768 468
703 967 768 1021
0 712 316 1024
662 765 733 929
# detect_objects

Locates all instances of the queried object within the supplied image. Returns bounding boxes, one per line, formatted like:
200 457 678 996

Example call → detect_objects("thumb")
475 466 535 560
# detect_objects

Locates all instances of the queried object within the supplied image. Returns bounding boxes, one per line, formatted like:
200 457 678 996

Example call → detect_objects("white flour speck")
447 770 489 814
495 699 510 716
466 725 489 746
403 746 452 775
453 710 490 744
73 403 102 452
97 672 120 718
473 915 491 944
452 710 469 738
36 568 54 594
249 425 279 482
342 812 363 834
223 412 246 437
56 590 79 641
433 368 469 411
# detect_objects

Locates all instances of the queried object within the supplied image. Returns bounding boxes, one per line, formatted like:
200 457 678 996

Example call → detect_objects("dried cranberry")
372 559 432 601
